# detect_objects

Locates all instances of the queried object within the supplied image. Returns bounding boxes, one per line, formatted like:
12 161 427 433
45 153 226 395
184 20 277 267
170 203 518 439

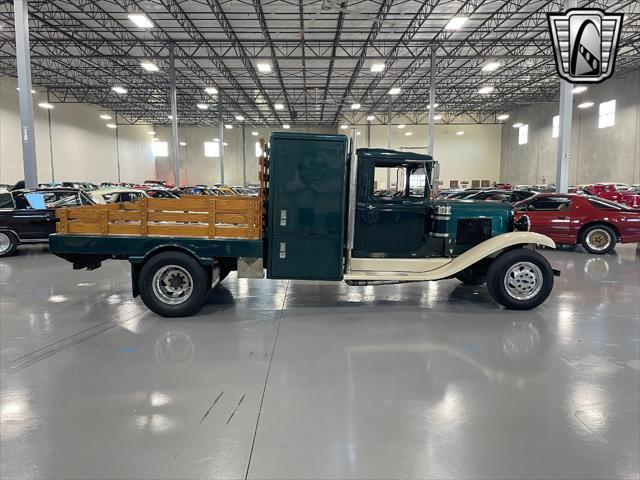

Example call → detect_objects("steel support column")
387 99 392 189
115 120 121 183
218 98 225 185
242 122 247 187
367 119 371 148
169 46 180 187
428 46 437 156
14 0 38 188
555 0 576 193
47 108 55 182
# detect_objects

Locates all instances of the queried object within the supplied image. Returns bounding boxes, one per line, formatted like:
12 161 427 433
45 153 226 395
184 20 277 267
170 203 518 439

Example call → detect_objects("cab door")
354 163 428 258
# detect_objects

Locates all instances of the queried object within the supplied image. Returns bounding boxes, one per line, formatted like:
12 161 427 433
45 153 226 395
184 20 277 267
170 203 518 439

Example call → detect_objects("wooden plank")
108 224 143 235
147 224 210 237
109 210 142 221
214 213 248 225
66 223 104 234
140 198 148 236
147 211 208 223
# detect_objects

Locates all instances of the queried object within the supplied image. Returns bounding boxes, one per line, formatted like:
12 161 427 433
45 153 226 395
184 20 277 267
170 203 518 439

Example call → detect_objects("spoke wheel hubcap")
586 228 611 251
152 265 194 305
0 233 11 253
504 261 543 301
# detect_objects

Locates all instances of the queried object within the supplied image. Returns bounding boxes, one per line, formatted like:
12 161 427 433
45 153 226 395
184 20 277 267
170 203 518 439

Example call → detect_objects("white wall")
153 124 339 187
365 121 502 189
500 69 640 185
0 76 155 185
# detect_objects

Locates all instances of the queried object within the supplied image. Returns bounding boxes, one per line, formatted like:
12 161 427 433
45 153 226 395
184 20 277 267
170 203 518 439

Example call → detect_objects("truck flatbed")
49 234 263 266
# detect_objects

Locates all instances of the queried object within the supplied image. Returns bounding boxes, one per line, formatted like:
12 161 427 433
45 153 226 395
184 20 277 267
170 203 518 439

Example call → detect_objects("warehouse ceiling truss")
0 0 639 127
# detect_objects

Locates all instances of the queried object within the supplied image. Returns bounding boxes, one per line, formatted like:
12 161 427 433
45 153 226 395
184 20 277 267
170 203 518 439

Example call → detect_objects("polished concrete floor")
1 244 639 480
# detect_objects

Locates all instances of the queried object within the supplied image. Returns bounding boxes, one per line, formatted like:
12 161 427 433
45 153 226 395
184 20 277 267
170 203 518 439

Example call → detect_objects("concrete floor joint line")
244 279 289 480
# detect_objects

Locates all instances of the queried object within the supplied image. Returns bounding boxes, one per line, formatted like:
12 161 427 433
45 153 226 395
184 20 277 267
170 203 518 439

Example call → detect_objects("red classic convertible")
513 193 640 254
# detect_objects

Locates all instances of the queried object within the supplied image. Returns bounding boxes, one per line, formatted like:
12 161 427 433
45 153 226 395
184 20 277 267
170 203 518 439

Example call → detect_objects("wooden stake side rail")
56 196 263 240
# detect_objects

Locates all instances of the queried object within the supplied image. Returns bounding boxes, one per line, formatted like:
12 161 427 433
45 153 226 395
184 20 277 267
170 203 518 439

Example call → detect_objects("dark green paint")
266 132 348 280
49 234 263 264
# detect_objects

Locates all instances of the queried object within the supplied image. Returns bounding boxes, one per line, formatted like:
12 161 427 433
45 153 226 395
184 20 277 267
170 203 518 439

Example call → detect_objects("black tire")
486 249 554 310
580 224 617 254
455 269 486 285
138 251 210 317
0 231 19 258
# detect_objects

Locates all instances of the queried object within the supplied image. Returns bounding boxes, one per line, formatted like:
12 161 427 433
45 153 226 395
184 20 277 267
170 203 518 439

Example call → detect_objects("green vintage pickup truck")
50 132 558 317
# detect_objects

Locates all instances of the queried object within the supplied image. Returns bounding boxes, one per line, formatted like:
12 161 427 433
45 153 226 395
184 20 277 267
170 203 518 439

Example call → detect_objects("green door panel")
269 134 348 236
267 234 343 280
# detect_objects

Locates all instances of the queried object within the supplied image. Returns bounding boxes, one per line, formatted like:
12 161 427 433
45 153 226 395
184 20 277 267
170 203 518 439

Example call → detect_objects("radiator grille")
456 218 492 245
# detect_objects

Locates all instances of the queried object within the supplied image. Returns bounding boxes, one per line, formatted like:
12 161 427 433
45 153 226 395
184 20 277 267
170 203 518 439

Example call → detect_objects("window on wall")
204 141 220 157
151 141 168 157
598 100 616 128
552 115 559 138
518 124 528 145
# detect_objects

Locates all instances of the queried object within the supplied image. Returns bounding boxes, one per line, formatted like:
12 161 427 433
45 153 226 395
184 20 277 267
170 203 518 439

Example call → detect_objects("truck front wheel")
138 251 210 317
486 249 554 310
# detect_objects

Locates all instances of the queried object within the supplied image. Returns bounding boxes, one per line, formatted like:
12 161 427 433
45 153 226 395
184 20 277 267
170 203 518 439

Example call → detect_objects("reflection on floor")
1 243 639 479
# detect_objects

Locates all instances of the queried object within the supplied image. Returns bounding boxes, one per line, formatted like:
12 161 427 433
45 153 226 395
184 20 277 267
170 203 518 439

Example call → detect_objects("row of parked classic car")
0 179 638 258
0 180 260 257
437 183 640 254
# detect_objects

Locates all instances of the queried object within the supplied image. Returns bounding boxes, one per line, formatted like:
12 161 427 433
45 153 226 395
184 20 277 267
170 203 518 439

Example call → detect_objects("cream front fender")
441 231 555 277
345 232 555 282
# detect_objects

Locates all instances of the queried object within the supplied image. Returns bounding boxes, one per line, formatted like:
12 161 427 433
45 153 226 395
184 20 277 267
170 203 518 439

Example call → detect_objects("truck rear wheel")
138 251 209 317
486 249 554 310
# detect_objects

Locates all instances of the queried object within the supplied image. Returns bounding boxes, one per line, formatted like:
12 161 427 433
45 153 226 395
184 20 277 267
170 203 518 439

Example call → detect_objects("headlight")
514 214 530 232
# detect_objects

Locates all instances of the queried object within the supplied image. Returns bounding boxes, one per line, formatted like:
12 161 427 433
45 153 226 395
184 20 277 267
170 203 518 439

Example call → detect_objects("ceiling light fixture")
111 86 128 94
282 124 290 129
572 86 588 94
235 115 245 121
513 122 524 128
38 102 54 109
397 124 406 129
370 63 385 73
433 114 442 120
274 103 284 110
140 61 159 72
257 63 271 73
405 131 413 136
481 62 501 72
106 123 117 129
251 131 259 136
196 103 209 110
366 115 375 121
388 87 401 95
456 130 464 136
478 86 495 94
577 101 594 109
148 131 156 135
497 114 510 120
225 124 233 129
128 13 154 29
426 103 439 109
204 87 218 95
445 16 468 30
351 103 361 110
340 125 348 129
99 114 112 120
179 142 187 146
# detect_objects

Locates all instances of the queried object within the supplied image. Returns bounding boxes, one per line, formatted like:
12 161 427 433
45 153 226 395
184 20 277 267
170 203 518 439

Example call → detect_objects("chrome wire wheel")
503 261 543 301
152 265 194 305
0 233 10 254
585 228 611 252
